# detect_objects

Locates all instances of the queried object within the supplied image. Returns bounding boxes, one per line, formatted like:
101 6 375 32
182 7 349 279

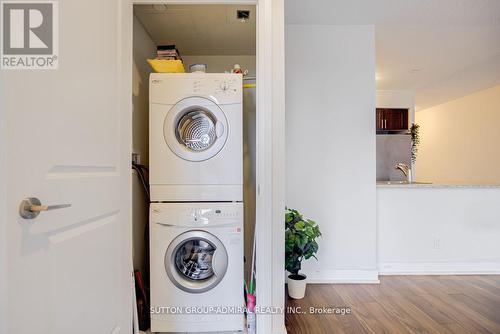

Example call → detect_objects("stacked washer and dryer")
149 73 244 333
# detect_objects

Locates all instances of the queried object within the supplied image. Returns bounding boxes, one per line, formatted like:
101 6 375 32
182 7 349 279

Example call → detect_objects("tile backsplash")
376 134 411 181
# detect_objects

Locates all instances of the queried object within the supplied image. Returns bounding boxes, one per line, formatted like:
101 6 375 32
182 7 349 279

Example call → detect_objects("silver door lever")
19 197 71 219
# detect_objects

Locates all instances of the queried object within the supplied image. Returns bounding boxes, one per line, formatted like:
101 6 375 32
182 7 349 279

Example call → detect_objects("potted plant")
410 123 420 164
285 208 321 299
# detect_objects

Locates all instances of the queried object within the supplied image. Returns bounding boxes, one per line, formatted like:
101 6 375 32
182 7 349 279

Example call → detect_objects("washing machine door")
165 230 228 293
164 97 229 162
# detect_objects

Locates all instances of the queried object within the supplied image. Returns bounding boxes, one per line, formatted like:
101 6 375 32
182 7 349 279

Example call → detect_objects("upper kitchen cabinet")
376 108 409 133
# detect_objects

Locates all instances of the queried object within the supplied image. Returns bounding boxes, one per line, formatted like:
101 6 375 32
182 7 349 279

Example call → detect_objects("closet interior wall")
132 7 257 285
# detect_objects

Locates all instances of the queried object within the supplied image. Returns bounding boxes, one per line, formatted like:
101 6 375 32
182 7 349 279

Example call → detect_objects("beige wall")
415 84 500 183
182 55 255 75
132 15 155 279
132 17 257 279
132 29 257 279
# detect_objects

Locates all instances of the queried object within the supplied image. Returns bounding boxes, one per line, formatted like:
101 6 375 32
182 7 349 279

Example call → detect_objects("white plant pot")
287 273 307 299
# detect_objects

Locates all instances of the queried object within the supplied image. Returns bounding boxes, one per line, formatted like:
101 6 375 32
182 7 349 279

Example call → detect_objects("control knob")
220 81 230 91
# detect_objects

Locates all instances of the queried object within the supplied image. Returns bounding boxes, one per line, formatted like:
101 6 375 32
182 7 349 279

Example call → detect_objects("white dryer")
150 202 244 333
149 73 243 202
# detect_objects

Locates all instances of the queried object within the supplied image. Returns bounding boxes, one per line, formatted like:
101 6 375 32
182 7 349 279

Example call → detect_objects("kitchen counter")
377 183 500 275
377 181 500 189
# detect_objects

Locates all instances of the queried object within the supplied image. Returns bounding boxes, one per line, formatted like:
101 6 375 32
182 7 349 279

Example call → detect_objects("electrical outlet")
132 152 140 164
433 238 441 249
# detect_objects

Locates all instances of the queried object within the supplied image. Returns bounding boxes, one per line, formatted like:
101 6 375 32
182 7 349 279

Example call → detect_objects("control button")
220 81 229 91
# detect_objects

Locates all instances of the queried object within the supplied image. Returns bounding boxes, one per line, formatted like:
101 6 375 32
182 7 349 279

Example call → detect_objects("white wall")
378 187 500 274
285 25 378 282
132 15 156 279
415 84 500 184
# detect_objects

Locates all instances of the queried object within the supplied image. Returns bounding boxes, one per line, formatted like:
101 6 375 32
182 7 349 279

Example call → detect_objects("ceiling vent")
236 10 250 22
152 4 167 12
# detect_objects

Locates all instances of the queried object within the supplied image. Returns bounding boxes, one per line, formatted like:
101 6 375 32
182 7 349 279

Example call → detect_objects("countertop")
376 181 500 189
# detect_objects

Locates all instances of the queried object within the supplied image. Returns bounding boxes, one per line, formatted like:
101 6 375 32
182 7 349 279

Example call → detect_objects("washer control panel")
186 208 240 225
151 202 243 227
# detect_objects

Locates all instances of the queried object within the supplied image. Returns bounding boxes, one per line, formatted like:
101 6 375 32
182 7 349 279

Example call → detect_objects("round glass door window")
164 97 229 162
175 238 215 280
165 230 228 293
176 110 217 152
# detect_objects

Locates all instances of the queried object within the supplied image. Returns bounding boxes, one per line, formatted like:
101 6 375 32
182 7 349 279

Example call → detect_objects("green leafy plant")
410 123 420 163
285 208 321 276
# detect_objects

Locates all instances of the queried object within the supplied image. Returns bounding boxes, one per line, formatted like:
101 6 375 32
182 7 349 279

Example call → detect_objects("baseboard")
304 270 380 284
378 262 500 275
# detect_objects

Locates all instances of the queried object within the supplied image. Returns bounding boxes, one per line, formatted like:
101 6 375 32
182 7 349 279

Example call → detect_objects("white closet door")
0 1 133 333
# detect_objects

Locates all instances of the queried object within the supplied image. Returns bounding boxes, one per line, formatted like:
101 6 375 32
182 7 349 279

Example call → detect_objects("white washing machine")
149 73 243 202
150 202 244 333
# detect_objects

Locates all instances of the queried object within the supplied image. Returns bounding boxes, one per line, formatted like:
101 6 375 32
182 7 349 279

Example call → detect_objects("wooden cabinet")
376 109 385 130
376 108 409 132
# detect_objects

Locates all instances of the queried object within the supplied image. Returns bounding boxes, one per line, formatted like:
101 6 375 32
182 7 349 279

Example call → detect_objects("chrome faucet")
395 163 412 183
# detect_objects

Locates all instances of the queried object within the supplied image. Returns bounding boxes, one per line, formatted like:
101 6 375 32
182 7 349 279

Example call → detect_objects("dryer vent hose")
132 162 150 201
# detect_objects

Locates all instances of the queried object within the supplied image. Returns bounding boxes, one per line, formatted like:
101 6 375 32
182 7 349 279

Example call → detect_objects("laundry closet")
131 4 256 333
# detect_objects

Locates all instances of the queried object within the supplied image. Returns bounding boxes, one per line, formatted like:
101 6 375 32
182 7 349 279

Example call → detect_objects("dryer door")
164 97 229 162
165 230 228 293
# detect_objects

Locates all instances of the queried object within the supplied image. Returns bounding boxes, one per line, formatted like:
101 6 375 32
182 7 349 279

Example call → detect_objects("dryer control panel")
150 73 242 105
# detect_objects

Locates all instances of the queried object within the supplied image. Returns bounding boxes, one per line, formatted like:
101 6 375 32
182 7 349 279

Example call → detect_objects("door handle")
155 222 175 227
19 197 71 219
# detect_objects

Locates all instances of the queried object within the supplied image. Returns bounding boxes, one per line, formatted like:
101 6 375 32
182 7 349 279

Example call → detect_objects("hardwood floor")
285 275 500 334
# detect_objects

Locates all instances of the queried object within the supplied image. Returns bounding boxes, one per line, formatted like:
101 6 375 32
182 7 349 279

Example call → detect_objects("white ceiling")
134 4 256 56
286 0 500 110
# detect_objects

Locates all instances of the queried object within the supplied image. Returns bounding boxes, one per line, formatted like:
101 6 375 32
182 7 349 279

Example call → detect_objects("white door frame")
0 70 7 334
128 0 285 333
0 0 284 333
